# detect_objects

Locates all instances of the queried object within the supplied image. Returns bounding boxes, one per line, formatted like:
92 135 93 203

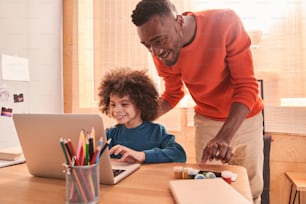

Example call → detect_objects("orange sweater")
153 9 263 120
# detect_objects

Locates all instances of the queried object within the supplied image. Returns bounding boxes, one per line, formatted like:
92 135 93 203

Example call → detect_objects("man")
131 0 264 203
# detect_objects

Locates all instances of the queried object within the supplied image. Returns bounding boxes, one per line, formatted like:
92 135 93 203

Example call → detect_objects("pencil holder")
65 163 100 204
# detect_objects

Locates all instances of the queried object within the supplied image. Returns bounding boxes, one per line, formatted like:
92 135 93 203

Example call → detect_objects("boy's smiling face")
109 94 142 128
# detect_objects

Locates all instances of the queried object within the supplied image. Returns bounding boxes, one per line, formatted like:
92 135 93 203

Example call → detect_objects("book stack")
0 146 24 160
0 146 25 167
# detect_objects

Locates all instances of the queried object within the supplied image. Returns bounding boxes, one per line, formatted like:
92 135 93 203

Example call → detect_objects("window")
63 0 306 134
191 0 306 134
63 0 190 128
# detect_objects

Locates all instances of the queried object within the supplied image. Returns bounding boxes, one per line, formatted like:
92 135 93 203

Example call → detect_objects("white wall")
0 0 63 112
0 0 63 148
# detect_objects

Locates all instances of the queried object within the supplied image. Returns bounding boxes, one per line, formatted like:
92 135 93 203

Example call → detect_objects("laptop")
12 113 140 184
169 178 251 204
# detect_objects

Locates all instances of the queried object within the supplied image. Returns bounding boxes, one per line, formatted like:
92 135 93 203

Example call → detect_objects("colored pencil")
99 138 111 158
90 137 103 164
60 138 87 203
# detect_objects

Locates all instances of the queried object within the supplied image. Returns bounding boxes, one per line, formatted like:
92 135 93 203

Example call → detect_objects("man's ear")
176 15 184 27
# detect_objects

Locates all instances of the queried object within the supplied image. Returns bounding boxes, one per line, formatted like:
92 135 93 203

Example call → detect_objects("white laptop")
12 113 140 184
169 178 251 204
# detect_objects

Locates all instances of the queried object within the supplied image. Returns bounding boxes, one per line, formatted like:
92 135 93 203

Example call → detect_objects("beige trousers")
194 113 264 204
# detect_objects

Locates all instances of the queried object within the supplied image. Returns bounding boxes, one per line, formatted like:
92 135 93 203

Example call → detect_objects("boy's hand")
109 144 145 163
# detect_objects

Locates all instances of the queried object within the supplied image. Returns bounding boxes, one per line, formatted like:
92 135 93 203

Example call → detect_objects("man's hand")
200 138 233 166
200 103 250 166
109 145 145 163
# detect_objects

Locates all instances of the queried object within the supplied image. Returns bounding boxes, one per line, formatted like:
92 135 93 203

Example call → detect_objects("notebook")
0 116 25 167
169 178 251 204
12 113 140 185
0 146 24 161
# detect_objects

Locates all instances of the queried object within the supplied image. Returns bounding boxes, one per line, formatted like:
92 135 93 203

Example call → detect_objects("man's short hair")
131 0 177 26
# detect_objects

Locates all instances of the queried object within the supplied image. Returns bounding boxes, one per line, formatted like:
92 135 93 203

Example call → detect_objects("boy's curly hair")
131 0 177 26
98 67 159 121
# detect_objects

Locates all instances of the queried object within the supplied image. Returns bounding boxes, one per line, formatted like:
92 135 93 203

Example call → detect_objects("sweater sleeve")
153 56 185 108
143 125 186 163
224 10 259 110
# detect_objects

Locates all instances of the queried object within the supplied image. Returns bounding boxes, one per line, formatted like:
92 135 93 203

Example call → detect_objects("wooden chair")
286 172 306 204
261 134 271 204
258 79 271 204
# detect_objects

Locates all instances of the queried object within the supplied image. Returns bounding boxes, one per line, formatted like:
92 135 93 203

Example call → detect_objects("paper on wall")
1 54 30 81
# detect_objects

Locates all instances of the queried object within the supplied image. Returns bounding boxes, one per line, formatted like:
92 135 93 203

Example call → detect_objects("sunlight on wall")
78 0 95 108
70 0 306 134
191 0 295 32
281 98 306 107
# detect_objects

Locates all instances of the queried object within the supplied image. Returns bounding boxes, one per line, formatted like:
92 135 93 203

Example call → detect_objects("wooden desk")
0 163 252 203
286 172 306 204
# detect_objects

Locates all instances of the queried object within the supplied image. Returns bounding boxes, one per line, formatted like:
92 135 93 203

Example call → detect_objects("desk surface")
0 163 252 204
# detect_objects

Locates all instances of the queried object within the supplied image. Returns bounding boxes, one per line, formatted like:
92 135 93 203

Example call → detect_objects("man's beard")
164 49 181 66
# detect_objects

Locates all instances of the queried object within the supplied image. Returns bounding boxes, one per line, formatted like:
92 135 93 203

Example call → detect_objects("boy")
98 67 186 163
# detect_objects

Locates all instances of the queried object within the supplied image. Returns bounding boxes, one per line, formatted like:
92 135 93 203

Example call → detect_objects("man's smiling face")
137 14 184 66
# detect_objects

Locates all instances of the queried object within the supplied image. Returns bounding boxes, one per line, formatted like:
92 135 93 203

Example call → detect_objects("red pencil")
60 138 87 203
67 139 80 166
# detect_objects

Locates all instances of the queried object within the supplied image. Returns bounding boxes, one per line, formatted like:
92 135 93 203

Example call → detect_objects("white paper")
1 54 30 81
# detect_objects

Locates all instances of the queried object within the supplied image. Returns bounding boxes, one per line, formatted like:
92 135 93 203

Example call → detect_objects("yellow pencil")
91 127 96 152
80 129 86 158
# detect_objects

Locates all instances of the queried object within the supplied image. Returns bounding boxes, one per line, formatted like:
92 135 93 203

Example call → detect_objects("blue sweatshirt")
106 121 186 163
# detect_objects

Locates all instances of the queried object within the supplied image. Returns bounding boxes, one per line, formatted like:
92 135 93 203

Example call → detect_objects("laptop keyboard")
112 169 125 177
